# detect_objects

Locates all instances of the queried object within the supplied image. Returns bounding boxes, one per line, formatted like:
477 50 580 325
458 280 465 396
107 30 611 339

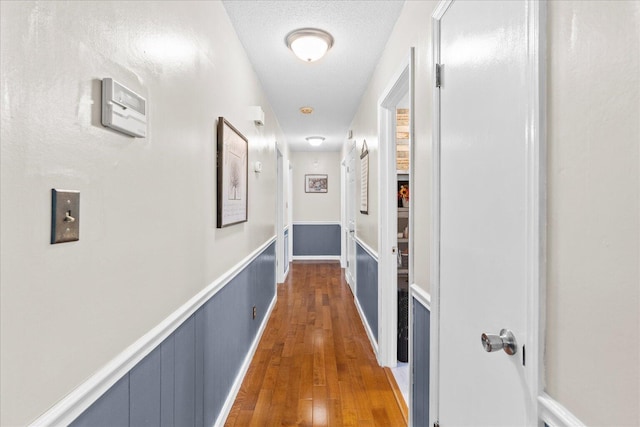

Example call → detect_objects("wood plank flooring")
225 261 407 427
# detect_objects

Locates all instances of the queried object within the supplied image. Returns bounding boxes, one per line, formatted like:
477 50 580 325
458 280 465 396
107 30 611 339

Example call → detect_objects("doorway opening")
378 49 415 406
285 160 292 279
276 147 286 283
343 142 357 294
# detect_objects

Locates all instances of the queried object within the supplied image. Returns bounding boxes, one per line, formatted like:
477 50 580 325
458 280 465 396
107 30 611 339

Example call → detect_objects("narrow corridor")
225 261 407 426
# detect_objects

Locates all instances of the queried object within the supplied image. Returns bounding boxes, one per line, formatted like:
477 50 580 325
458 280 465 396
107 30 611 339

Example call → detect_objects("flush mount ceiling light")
300 106 314 115
286 28 334 62
306 136 325 147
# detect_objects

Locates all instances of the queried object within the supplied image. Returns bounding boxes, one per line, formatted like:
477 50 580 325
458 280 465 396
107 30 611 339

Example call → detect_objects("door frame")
341 154 347 269
342 141 357 292
286 160 293 278
378 49 415 367
276 146 286 283
430 1 546 425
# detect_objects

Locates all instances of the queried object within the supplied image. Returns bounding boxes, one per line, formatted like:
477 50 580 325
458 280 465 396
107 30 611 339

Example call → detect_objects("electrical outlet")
252 306 257 319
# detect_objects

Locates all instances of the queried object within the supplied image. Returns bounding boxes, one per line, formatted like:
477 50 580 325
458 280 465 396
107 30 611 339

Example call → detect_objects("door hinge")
347 260 349 267
434 422 440 427
435 63 442 88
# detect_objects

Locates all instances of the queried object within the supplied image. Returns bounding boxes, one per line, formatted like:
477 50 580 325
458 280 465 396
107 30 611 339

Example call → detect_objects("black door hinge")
435 64 442 88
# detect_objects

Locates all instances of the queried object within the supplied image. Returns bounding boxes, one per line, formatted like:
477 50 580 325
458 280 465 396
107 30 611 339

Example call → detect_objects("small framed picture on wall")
305 174 328 193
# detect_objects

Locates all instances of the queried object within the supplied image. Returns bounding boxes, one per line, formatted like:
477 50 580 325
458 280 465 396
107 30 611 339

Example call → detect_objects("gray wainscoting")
412 297 430 425
284 228 289 268
292 223 341 257
70 242 276 427
356 242 378 342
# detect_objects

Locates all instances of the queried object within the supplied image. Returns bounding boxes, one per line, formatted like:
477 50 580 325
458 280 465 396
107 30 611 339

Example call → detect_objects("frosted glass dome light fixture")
306 136 325 147
286 28 334 62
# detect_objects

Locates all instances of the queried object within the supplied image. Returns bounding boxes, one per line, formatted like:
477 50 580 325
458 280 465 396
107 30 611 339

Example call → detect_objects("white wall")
291 151 342 222
346 0 438 290
545 1 639 425
0 1 287 425
348 0 639 425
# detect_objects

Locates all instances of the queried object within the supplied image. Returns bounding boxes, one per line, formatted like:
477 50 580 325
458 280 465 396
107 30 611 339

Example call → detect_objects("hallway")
2 1 639 425
225 262 407 426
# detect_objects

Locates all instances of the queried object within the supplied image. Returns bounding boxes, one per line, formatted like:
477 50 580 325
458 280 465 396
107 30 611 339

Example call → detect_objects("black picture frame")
217 117 248 228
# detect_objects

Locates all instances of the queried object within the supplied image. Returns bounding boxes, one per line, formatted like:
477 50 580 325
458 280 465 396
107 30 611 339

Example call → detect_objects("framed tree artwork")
217 117 248 228
360 140 369 214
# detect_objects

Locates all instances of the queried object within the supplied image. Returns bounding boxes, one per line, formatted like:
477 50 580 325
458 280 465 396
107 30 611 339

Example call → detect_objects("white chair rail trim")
354 236 378 261
410 284 431 311
538 392 586 427
31 236 277 427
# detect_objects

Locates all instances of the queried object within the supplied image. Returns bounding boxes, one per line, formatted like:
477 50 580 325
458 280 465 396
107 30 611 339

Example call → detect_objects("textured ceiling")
223 0 405 151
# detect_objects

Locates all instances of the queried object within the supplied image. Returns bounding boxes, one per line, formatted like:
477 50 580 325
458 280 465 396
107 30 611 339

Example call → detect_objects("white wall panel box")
101 78 147 138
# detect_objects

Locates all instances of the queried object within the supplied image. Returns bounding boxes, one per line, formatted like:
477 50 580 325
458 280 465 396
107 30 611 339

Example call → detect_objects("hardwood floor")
225 261 407 427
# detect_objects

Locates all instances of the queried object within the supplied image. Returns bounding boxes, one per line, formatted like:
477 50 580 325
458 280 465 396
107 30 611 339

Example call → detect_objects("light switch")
51 189 80 244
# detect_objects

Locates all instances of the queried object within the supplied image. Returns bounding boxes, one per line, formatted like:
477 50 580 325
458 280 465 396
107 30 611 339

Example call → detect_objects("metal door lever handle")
481 329 517 356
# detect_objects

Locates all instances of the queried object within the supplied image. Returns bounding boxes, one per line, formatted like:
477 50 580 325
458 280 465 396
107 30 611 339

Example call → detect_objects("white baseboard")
292 221 341 225
354 296 379 358
30 236 276 427
538 393 586 427
215 293 277 426
292 255 341 261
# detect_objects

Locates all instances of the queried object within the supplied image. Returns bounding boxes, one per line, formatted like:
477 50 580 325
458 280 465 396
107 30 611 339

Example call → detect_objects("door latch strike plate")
435 64 442 88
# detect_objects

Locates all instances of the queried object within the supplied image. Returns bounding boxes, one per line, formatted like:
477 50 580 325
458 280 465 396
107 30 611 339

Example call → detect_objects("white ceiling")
222 0 405 152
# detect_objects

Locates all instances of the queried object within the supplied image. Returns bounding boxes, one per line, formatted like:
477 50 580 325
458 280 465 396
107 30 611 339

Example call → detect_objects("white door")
276 148 285 283
435 1 543 425
345 146 357 292
287 161 293 273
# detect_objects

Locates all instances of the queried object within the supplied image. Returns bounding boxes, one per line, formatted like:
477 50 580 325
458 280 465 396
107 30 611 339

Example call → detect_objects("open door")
344 144 357 293
276 147 286 283
432 1 544 425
